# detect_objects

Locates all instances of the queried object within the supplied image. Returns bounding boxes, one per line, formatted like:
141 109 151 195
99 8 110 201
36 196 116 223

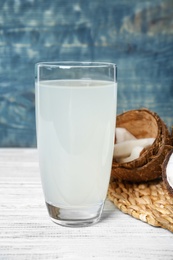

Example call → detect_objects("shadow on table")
100 199 117 222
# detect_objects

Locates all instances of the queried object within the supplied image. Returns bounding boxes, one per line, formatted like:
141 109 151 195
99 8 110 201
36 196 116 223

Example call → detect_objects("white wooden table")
0 148 173 260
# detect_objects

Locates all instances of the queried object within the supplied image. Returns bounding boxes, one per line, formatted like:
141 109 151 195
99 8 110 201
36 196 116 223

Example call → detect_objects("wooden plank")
0 149 173 259
0 0 173 146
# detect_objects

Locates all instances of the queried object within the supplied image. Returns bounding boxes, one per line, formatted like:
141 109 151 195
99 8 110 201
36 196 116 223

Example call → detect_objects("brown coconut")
162 149 173 196
112 108 173 182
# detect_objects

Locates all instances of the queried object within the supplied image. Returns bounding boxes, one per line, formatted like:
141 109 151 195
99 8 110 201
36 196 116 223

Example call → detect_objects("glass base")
46 202 104 227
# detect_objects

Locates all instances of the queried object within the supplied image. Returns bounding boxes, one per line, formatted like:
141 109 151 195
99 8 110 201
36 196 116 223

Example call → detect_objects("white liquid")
36 80 117 208
167 153 173 188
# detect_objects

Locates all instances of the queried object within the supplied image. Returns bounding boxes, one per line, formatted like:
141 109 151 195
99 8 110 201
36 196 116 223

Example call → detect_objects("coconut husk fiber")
112 108 173 182
108 178 173 232
162 149 173 197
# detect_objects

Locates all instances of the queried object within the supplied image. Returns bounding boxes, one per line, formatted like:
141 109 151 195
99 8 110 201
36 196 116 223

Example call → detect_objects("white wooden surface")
0 148 173 260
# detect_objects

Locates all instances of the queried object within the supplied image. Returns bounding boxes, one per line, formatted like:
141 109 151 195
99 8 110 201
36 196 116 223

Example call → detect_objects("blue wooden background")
0 0 173 147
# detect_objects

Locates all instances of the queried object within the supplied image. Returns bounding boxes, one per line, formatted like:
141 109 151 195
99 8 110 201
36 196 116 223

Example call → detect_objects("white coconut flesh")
115 127 137 143
166 152 173 189
114 128 155 163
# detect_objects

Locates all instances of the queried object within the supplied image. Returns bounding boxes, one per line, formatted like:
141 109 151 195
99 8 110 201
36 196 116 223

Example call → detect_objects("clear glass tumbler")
35 62 117 227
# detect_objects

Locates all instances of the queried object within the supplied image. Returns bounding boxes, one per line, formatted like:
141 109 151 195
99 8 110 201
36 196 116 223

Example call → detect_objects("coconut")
162 149 173 196
111 108 173 182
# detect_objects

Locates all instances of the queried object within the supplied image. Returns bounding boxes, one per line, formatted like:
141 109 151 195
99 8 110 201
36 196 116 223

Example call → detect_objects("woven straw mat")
108 178 173 232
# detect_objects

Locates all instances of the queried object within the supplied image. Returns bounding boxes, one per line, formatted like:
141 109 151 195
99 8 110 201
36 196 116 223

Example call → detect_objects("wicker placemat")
108 178 173 232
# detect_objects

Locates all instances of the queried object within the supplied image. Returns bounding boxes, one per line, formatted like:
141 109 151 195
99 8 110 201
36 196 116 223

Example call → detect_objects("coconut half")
111 108 173 182
162 149 173 196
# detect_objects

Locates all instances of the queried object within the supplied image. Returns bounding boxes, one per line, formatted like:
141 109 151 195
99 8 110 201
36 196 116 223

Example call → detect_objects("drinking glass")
35 61 117 227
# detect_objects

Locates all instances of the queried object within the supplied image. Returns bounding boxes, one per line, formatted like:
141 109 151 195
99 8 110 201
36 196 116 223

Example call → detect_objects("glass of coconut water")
35 62 117 227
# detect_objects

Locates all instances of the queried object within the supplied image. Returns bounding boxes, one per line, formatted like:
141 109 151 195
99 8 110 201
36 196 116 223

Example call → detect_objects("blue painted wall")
0 0 173 147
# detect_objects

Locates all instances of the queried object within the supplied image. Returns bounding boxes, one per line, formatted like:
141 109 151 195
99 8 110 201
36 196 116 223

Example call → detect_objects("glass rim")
35 61 117 69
